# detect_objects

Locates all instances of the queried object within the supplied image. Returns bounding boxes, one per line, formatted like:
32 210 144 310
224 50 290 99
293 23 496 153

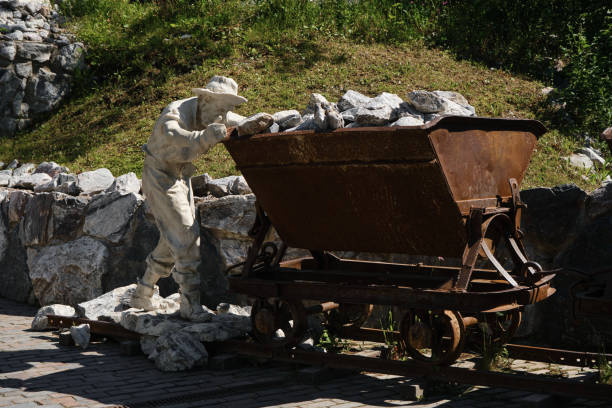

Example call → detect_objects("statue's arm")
161 119 226 161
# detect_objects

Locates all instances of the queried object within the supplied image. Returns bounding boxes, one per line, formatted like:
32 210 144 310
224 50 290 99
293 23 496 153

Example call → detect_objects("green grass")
0 0 609 191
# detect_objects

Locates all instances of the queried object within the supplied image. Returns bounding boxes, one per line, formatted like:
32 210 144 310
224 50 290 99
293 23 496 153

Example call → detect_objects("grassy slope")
0 3 608 190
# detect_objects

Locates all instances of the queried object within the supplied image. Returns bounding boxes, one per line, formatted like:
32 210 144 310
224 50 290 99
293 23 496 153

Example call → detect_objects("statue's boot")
174 269 213 323
130 271 162 311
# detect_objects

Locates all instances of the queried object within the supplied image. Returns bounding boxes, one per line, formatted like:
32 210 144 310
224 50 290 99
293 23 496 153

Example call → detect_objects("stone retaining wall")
0 0 84 137
0 159 611 349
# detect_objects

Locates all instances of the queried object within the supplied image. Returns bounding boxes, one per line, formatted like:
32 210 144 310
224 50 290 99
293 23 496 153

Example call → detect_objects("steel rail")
208 340 612 401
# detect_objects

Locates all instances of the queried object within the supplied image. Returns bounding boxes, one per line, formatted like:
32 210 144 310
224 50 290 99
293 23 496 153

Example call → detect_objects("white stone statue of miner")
131 76 247 322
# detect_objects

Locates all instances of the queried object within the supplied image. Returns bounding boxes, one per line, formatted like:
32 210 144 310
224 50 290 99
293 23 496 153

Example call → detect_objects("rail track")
47 315 612 402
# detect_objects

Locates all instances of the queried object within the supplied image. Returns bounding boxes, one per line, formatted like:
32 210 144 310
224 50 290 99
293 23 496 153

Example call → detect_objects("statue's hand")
205 123 227 142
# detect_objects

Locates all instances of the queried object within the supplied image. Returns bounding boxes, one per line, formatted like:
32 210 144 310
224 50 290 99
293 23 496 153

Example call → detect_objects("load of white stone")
31 284 252 372
263 89 475 134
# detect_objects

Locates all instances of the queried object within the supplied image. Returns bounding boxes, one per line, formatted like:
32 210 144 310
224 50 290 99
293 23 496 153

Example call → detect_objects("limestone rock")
337 90 371 112
207 176 238 198
9 172 52 190
391 115 424 126
372 92 403 111
273 110 302 130
432 90 470 108
230 175 251 195
200 194 256 239
576 147 606 169
355 102 392 125
0 42 16 61
77 168 114 195
237 113 274 137
27 236 109 305
105 172 140 194
76 284 136 320
55 173 80 195
70 323 91 349
120 309 192 336
53 43 84 72
225 111 246 126
263 122 280 134
0 222 33 303
34 161 68 178
7 189 32 225
0 170 12 187
313 103 327 131
7 159 19 170
191 173 211 197
12 162 35 177
14 61 32 77
341 107 359 123
407 90 473 116
521 185 587 259
31 304 76 330
20 191 87 247
585 183 612 219
151 330 208 372
16 42 53 63
565 153 593 170
303 93 330 115
83 192 143 243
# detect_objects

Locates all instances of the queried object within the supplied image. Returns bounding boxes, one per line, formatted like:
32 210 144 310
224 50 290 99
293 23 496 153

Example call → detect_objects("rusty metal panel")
242 161 466 256
429 129 538 215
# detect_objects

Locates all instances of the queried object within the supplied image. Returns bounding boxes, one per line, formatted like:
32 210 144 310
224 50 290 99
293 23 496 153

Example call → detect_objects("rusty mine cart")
222 115 556 366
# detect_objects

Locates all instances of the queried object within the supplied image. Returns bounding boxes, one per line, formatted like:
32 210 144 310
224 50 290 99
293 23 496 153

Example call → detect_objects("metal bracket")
454 208 484 291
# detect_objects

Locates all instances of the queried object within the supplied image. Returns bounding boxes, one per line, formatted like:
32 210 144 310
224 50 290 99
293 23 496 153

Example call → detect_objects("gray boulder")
303 93 330 115
77 168 114 195
191 173 211 197
585 183 612 219
576 147 606 169
200 194 256 240
19 192 88 247
9 172 52 190
16 42 53 63
12 162 35 177
263 122 280 134
565 153 593 170
341 107 359 123
150 330 208 372
355 102 392 125
83 192 144 244
372 92 403 111
337 90 371 112
432 90 469 107
207 176 238 198
31 304 76 330
53 43 84 72
26 236 109 305
0 170 11 187
14 61 32 78
391 115 424 126
34 161 68 178
407 90 473 116
105 172 140 194
230 175 251 195
237 113 274 137
0 42 16 61
70 323 91 349
273 109 302 130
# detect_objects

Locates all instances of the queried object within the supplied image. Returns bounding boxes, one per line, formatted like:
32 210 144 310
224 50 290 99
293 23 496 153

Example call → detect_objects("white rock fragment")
273 110 302 130
31 304 76 331
337 90 371 111
70 324 91 349
105 172 141 194
565 153 593 170
576 147 606 169
77 168 115 195
355 102 392 125
237 113 274 137
391 115 425 126
225 111 246 126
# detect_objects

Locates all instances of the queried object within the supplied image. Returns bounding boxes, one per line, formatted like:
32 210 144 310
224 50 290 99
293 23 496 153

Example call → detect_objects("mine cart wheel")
400 309 466 366
326 303 374 330
251 298 307 347
481 309 522 345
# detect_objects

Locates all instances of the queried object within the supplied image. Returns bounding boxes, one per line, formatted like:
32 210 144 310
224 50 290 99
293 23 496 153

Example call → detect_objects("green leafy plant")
316 328 348 353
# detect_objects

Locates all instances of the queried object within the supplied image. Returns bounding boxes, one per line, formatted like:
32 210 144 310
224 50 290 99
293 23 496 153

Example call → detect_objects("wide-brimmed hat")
192 76 247 106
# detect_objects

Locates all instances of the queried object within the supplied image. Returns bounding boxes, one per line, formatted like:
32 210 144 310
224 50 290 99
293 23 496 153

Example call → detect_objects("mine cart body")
226 116 543 257
222 115 556 365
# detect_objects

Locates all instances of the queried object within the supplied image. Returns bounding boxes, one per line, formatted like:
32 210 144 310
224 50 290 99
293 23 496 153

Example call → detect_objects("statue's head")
193 76 247 129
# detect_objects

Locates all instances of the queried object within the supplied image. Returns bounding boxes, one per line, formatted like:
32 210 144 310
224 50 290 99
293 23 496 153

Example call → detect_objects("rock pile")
0 159 260 308
31 284 252 371
230 89 475 136
0 0 85 137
